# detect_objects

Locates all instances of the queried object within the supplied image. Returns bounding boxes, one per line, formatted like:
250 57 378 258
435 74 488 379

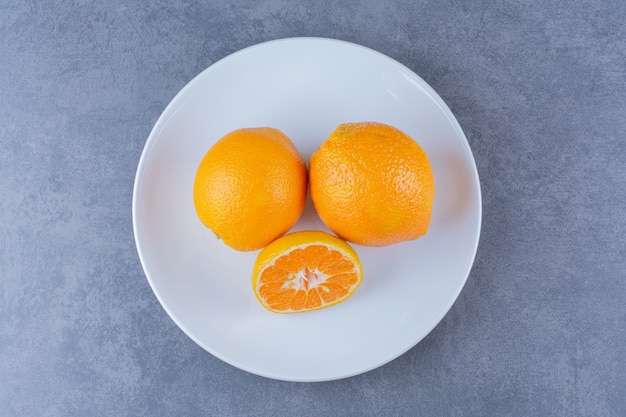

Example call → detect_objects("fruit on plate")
309 122 434 247
194 127 307 251
252 230 363 313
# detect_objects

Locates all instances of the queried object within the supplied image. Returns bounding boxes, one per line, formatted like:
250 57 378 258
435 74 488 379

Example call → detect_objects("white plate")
133 37 481 382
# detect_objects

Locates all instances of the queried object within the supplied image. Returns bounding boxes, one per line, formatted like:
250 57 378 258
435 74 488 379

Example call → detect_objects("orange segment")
252 231 363 314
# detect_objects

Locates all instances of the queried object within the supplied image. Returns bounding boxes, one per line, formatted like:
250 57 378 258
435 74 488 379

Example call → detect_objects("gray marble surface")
1 1 625 416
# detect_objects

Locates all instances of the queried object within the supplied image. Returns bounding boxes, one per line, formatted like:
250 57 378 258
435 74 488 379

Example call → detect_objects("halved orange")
252 231 363 313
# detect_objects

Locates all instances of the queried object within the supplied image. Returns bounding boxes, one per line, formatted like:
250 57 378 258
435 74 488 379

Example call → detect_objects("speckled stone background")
1 0 625 416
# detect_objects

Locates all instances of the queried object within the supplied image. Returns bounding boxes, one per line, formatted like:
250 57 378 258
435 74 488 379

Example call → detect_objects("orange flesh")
256 244 359 312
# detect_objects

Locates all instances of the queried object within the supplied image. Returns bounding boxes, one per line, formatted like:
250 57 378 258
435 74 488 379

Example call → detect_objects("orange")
309 122 434 247
252 230 363 313
194 127 307 251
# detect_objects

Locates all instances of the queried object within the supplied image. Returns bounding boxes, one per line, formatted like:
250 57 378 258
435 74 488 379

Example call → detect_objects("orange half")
252 231 363 313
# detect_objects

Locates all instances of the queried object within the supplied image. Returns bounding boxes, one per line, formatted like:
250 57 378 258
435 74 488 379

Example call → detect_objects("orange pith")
193 127 307 251
252 231 363 313
309 122 435 247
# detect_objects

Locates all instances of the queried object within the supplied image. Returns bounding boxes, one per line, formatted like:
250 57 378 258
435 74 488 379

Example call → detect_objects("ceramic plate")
132 37 481 382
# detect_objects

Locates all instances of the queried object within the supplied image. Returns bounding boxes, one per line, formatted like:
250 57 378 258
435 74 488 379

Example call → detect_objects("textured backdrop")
1 0 625 416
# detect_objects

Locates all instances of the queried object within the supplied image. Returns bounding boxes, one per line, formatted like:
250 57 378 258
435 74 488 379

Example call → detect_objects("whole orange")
309 122 434 247
194 127 307 251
